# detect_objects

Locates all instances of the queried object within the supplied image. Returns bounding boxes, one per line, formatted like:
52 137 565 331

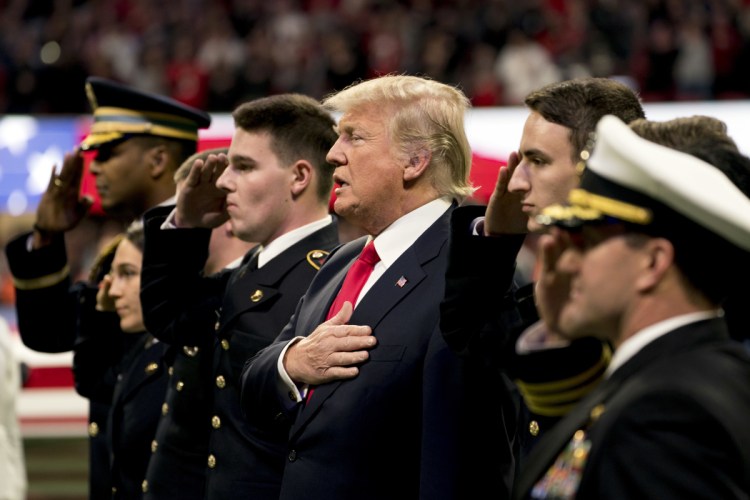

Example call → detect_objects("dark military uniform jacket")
439 205 610 457
140 205 339 500
6 232 122 499
73 279 169 500
108 334 169 500
513 318 750 499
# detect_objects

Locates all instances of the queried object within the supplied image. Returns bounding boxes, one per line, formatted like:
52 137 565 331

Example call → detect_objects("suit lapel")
293 208 451 432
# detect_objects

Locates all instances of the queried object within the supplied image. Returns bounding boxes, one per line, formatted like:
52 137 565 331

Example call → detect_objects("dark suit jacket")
140 206 339 500
514 318 750 500
241 204 518 500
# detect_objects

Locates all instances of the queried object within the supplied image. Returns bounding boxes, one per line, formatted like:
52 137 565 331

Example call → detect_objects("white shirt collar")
257 215 333 268
606 309 721 377
349 197 451 306
371 197 452 268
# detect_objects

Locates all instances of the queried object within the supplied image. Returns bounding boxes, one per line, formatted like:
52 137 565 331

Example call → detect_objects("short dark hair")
628 116 750 304
525 78 646 163
629 116 750 196
232 94 338 203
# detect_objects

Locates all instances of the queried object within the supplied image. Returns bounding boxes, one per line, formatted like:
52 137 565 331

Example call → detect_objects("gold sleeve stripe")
515 345 613 417
518 375 602 411
13 265 71 290
522 400 578 418
515 343 612 394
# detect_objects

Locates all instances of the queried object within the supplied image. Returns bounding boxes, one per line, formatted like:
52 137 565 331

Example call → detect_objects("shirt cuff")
160 208 179 230
470 216 485 236
276 337 307 406
516 320 571 354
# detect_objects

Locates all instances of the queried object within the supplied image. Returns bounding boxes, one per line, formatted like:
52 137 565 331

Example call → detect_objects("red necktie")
306 241 380 403
326 240 380 319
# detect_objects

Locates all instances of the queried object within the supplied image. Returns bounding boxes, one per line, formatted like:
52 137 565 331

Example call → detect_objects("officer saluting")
5 76 210 499
515 115 750 499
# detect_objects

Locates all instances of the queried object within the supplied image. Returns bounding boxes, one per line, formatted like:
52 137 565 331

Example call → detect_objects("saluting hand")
484 151 528 235
95 274 116 312
283 302 377 386
535 228 573 334
175 153 230 229
33 149 94 248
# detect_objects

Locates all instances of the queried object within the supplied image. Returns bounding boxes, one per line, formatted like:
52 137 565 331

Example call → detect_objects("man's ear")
403 148 431 182
290 160 313 197
147 145 169 179
636 237 674 292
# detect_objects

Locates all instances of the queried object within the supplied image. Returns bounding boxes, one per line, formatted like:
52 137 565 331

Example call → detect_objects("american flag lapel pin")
396 276 408 288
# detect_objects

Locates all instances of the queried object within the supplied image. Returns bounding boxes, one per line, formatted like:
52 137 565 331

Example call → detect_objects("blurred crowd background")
2 0 750 116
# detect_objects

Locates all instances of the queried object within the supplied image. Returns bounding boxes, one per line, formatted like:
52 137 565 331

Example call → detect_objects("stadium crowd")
1 0 750 115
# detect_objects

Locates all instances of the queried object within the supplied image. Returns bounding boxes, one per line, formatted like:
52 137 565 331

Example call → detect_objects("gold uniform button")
529 420 540 437
168 366 174 376
162 403 169 415
214 321 220 331
250 289 263 302
176 381 185 392
590 404 606 421
142 480 148 493
216 375 226 389
112 487 117 494
151 440 158 453
145 362 159 374
211 416 221 429
88 422 99 437
221 339 230 351
207 454 216 468
183 346 199 357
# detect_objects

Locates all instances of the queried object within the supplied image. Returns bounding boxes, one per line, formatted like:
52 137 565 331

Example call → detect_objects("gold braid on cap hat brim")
568 189 653 225
87 107 201 142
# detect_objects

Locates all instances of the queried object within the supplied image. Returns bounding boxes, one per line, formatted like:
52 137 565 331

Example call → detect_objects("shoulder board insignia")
306 250 330 270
